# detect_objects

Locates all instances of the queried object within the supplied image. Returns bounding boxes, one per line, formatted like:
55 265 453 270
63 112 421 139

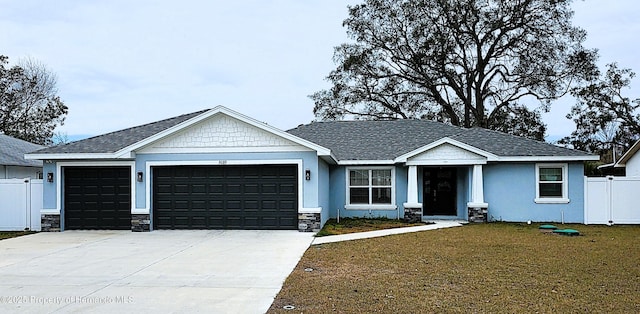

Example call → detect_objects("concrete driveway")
0 230 313 314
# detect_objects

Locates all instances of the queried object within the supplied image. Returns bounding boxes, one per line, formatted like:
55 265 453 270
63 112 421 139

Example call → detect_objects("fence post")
606 176 614 225
25 178 31 231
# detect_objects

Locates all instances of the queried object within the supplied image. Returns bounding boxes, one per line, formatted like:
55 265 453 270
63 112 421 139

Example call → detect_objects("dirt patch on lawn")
315 218 428 237
0 231 35 241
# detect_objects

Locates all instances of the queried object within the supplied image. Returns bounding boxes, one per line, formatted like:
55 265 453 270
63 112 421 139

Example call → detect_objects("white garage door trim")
141 159 304 215
49 161 136 215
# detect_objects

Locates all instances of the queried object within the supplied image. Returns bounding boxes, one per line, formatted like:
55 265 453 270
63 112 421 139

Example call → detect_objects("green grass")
269 223 640 313
0 231 35 240
315 217 427 237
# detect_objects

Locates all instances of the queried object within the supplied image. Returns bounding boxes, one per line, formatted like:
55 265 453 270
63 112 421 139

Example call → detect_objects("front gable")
407 143 487 165
395 138 495 165
138 113 310 153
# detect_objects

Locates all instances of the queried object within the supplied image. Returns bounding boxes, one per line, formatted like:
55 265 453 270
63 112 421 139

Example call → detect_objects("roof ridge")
289 118 465 130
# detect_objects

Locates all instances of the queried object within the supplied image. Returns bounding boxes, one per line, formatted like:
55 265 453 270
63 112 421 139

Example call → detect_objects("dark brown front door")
423 168 457 216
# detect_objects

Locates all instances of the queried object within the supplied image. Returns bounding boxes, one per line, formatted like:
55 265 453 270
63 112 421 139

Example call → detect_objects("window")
346 168 396 209
535 164 569 203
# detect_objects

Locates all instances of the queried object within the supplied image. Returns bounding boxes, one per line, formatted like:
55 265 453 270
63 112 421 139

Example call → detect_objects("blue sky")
1 0 639 141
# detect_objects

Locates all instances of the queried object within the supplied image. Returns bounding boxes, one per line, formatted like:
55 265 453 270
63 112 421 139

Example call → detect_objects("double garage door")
63 165 298 230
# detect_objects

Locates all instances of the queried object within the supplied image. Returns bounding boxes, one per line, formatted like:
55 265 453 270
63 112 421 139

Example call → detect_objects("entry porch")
403 164 488 223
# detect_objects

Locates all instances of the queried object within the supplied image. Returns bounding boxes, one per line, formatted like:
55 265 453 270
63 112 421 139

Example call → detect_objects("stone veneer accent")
41 214 61 232
468 207 488 223
404 206 423 223
298 213 321 232
131 214 151 232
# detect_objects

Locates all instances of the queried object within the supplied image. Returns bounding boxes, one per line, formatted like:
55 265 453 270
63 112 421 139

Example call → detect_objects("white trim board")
52 161 136 215
142 159 306 214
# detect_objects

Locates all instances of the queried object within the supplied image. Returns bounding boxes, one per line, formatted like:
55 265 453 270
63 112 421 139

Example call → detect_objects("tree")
561 63 640 162
0 55 68 145
311 0 599 140
51 131 71 146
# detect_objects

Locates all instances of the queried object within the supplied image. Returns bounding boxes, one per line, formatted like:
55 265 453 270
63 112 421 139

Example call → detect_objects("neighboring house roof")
287 120 597 161
0 134 44 167
615 139 640 167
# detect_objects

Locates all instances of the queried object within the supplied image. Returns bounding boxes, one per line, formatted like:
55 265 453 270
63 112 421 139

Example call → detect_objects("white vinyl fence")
0 179 42 231
585 176 640 225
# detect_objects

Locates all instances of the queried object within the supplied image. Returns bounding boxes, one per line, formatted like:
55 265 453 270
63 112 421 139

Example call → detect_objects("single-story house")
1 134 44 179
26 106 598 232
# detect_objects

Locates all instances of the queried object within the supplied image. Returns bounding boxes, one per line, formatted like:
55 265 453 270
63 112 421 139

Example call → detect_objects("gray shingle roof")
27 107 594 161
32 109 208 154
286 120 594 160
287 120 463 160
0 134 44 167
450 127 592 157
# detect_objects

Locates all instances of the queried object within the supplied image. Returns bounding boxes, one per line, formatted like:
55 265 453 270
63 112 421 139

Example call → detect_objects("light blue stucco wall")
328 165 406 220
328 166 345 219
328 165 471 220
327 163 585 223
42 151 323 216
318 159 330 226
41 155 586 225
457 168 470 219
395 166 408 218
483 162 585 223
42 162 57 210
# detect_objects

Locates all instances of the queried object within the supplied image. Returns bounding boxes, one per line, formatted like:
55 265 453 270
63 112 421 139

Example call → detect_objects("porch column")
470 165 487 205
403 165 422 222
467 164 489 222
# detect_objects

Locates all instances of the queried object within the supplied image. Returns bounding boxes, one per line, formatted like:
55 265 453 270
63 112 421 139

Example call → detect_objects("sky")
1 0 639 142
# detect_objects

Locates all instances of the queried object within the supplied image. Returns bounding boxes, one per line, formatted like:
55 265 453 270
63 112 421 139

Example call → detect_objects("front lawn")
315 218 427 237
269 223 640 313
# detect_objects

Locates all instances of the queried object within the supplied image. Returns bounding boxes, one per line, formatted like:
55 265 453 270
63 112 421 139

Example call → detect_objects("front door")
423 168 457 216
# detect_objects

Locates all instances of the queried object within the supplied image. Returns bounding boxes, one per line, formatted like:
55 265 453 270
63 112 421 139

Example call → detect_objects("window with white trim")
347 168 395 208
535 164 569 203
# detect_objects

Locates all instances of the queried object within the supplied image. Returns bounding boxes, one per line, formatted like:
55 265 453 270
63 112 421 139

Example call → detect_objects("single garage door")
64 167 131 230
153 164 298 230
